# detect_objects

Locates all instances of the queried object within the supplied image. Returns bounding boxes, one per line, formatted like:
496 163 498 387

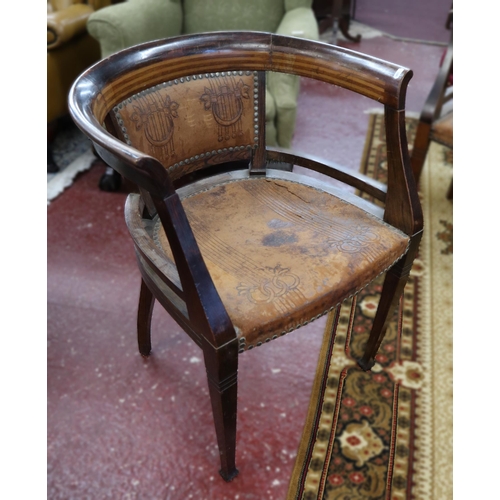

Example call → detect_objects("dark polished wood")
411 7 453 196
69 32 422 481
357 233 422 370
137 278 155 356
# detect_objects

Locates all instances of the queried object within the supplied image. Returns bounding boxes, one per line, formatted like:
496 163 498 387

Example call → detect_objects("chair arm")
47 3 95 50
419 42 453 126
87 0 183 59
269 7 320 147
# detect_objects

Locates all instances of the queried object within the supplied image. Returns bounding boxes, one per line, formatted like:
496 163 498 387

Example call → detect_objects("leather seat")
150 178 409 347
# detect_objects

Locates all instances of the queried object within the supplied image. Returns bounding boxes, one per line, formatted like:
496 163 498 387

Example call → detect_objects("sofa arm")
87 0 183 59
268 7 319 147
47 3 95 50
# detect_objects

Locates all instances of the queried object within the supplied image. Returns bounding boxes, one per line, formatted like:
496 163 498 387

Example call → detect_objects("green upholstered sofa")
87 0 319 149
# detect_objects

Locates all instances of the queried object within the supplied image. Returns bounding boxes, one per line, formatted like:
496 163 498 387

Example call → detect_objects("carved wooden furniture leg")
339 16 361 42
99 165 122 192
410 121 431 184
203 341 239 482
137 279 155 357
331 0 360 44
357 235 422 371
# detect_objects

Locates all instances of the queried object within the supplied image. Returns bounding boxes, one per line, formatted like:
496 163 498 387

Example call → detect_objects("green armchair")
87 0 319 150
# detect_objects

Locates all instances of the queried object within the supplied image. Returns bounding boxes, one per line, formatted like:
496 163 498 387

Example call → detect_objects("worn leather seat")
151 178 409 347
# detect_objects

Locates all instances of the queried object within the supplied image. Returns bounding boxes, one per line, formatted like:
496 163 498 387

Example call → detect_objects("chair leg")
203 341 239 482
99 165 122 192
411 122 431 185
357 237 421 371
137 278 155 356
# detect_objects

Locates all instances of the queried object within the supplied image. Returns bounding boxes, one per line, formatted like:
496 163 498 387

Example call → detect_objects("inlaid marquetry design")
111 71 260 181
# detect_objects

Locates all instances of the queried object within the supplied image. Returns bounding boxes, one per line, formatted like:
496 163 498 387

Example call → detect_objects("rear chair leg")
411 122 431 185
203 341 239 482
137 278 155 356
358 236 422 371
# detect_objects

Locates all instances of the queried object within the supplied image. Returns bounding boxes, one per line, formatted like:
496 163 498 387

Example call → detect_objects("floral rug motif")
286 113 453 499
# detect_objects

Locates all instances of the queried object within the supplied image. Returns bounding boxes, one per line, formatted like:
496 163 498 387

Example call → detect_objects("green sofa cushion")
183 0 284 34
285 0 313 11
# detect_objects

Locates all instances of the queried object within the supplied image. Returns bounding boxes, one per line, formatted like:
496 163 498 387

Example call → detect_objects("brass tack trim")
239 240 411 352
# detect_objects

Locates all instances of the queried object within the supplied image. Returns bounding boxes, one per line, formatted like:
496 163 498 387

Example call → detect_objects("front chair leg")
137 278 155 356
357 236 422 371
203 341 239 482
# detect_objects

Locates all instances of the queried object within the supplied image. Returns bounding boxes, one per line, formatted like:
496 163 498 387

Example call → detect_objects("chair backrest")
109 70 262 183
69 31 420 235
410 6 452 185
422 8 453 125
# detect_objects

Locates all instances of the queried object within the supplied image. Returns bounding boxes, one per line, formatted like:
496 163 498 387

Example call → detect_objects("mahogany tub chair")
69 32 423 481
411 7 453 198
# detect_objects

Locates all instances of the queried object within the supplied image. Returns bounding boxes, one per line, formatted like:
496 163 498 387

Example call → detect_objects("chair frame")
69 31 423 481
411 8 453 196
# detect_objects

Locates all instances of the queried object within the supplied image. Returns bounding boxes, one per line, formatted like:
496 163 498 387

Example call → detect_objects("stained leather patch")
154 178 410 346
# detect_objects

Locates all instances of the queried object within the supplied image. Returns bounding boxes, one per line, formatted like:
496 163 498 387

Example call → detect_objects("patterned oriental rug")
286 113 453 500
